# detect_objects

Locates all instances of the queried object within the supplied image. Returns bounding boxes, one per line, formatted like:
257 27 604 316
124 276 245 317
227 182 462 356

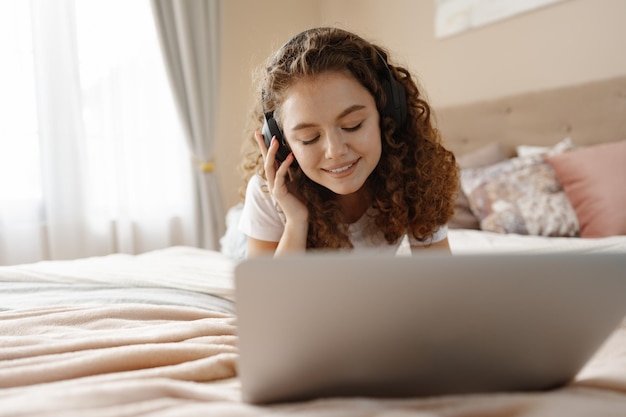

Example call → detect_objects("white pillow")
516 137 573 157
219 203 248 261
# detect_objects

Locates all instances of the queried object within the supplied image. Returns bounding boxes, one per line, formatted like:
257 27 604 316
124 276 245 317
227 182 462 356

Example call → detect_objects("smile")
329 163 354 173
323 159 359 176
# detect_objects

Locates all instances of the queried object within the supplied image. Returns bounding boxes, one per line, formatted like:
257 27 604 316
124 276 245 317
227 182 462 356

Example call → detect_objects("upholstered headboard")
434 75 626 157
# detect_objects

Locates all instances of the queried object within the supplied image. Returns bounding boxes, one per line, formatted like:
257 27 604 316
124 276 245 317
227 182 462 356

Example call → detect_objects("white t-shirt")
238 174 447 254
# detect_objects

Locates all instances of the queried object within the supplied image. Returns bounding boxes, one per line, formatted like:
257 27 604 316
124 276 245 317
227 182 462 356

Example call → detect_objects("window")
0 0 196 265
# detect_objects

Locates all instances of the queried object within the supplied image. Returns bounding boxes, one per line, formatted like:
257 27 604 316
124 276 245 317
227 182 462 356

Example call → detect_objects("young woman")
239 27 458 257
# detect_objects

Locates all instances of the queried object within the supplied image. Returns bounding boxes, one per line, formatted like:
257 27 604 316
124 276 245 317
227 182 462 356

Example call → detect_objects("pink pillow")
546 140 626 238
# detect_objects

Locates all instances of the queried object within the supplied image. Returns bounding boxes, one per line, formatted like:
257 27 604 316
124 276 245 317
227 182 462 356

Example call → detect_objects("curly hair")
240 27 458 249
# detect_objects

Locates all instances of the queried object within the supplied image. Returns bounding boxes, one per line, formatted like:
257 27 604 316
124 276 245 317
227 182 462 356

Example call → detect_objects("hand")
254 131 309 224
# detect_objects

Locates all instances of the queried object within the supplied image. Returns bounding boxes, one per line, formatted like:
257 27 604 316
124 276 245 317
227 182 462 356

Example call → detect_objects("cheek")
369 131 382 152
293 154 315 179
363 127 383 161
290 146 305 165
374 140 383 162
290 144 317 167
290 147 321 180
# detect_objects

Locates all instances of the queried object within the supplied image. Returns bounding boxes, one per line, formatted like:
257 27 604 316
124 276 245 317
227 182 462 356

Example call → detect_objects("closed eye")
343 123 362 132
302 136 320 145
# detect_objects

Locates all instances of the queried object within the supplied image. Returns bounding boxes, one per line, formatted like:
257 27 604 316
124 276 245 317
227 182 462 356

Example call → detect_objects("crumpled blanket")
2 302 626 417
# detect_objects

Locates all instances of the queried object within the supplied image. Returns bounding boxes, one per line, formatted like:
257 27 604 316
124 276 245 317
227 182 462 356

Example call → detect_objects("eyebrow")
290 104 367 131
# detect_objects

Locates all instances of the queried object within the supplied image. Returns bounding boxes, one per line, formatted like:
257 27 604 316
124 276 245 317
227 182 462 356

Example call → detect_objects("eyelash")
300 123 363 145
343 123 362 132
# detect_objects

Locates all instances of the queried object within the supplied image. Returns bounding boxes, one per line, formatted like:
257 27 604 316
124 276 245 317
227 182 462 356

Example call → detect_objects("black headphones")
261 50 407 163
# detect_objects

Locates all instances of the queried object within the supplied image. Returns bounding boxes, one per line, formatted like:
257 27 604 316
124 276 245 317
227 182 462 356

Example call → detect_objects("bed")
2 76 626 416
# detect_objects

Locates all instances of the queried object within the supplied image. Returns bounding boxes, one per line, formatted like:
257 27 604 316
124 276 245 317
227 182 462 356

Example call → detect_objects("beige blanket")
2 302 626 417
2 246 626 415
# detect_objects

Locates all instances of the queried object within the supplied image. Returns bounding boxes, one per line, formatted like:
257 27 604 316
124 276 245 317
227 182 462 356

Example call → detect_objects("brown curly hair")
240 27 458 249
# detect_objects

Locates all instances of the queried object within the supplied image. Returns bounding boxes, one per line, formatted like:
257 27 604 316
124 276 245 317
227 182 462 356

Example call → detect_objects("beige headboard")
434 75 626 157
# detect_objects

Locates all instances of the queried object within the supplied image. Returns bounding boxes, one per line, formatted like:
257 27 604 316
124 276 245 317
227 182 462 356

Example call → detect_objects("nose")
324 130 348 159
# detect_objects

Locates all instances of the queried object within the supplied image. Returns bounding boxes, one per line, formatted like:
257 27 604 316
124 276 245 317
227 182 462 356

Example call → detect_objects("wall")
215 0 626 213
216 0 319 212
319 0 626 108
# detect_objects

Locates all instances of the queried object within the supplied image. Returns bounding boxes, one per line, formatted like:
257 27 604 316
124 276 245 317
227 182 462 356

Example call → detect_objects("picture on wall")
435 0 569 38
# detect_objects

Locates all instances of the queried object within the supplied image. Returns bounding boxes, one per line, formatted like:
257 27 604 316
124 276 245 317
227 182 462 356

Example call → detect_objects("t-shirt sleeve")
238 174 285 242
407 224 448 247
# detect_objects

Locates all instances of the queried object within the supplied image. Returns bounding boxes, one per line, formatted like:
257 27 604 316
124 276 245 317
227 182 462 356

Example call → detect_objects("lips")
328 162 354 173
323 159 359 176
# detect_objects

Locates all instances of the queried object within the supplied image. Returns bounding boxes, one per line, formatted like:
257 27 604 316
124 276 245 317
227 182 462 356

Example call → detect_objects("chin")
325 182 366 196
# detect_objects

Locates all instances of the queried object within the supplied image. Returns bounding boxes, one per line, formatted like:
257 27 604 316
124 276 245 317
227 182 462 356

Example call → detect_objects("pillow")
461 138 579 236
516 137 575 158
546 140 626 238
516 144 548 157
449 143 508 230
457 142 509 169
219 203 248 260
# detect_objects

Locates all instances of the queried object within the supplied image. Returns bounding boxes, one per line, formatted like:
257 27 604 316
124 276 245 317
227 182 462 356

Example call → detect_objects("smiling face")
279 71 382 196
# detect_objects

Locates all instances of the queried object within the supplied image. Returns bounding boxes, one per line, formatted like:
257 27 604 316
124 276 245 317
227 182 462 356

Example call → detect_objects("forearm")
275 220 309 256
410 237 451 254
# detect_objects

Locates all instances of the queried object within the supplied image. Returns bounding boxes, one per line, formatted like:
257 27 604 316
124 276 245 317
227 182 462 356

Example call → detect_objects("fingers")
254 131 270 159
255 131 276 180
255 131 280 166
255 131 295 198
272 152 295 201
275 152 294 183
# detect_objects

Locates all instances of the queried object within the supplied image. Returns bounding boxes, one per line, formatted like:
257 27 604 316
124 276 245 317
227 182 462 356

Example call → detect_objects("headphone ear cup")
382 78 407 127
374 49 407 128
262 113 292 163
392 78 407 126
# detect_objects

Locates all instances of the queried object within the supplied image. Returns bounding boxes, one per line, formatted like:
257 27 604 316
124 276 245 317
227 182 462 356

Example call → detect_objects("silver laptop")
234 252 626 404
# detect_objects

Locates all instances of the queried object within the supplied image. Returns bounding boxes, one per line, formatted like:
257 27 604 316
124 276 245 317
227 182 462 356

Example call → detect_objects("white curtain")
151 0 224 250
0 0 197 265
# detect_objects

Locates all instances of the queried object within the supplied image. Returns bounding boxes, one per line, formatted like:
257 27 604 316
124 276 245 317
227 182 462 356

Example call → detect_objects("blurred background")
1 0 624 264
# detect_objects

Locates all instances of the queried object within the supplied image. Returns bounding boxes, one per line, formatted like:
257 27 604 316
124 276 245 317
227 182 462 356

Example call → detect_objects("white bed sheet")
0 246 236 300
2 238 626 416
449 229 626 254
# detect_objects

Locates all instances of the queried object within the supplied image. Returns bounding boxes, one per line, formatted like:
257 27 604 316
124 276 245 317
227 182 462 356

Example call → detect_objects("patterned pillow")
461 139 579 236
450 143 509 230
